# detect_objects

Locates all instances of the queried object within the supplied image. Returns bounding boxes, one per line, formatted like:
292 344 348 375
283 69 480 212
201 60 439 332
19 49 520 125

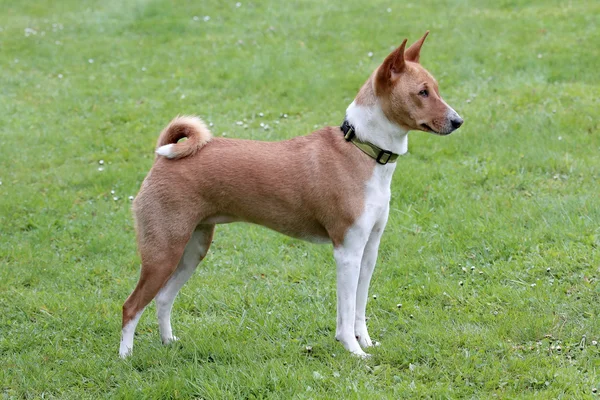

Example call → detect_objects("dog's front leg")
355 207 389 348
334 233 369 357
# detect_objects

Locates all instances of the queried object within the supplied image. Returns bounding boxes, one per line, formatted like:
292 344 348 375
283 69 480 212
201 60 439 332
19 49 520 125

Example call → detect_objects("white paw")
162 335 179 345
352 349 371 359
119 346 132 359
356 334 373 348
336 332 364 355
355 326 374 348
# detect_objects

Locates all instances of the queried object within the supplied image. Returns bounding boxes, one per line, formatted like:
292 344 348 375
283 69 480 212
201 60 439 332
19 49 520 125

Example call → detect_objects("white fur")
156 229 209 344
156 144 176 158
445 106 461 122
119 311 143 358
333 100 400 357
345 100 409 155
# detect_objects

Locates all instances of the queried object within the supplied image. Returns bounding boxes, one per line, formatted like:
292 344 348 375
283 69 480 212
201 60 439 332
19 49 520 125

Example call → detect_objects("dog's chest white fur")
365 163 394 207
343 100 406 237
350 162 395 239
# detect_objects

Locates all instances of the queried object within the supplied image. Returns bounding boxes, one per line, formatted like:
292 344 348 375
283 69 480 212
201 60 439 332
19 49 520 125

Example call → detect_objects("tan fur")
374 32 453 134
354 73 378 106
404 31 429 63
156 116 212 159
139 127 374 246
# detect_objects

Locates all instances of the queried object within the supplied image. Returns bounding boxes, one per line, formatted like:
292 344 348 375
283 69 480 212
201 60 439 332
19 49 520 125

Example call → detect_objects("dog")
119 31 463 358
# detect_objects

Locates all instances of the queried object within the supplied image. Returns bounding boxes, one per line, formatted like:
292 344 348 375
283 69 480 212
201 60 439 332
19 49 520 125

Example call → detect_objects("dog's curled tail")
155 116 212 159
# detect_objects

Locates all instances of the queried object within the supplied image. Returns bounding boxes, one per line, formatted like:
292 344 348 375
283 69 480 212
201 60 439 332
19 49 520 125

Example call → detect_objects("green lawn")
1 0 599 398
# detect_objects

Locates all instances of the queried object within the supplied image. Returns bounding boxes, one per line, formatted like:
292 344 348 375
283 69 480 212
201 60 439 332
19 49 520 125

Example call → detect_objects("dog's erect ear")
404 31 429 63
376 39 408 86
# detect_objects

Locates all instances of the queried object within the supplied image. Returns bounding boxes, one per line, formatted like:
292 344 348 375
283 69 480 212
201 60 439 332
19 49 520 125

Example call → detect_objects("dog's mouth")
421 123 438 134
421 123 451 136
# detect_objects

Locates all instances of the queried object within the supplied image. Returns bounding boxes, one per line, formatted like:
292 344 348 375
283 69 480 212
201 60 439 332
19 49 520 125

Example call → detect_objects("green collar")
340 120 399 165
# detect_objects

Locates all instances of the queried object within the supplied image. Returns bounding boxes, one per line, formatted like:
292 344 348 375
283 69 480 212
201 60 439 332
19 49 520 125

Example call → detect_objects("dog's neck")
345 77 409 156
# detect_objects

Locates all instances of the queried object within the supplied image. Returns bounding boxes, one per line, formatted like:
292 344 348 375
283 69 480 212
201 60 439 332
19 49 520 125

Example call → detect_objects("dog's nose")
451 117 463 130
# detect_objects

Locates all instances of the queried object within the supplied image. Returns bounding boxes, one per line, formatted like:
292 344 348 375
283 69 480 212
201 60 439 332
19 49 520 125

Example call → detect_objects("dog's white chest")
342 164 395 242
363 164 395 217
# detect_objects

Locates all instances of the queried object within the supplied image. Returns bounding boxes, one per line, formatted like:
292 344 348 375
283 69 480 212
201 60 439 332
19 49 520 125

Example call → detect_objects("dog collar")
340 120 399 165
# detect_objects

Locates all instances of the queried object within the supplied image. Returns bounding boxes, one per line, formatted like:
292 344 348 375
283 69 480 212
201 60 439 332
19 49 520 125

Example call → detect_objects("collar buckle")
376 150 393 165
341 120 355 141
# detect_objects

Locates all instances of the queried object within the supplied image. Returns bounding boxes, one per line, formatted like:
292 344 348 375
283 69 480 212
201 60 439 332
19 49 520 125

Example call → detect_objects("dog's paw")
354 327 374 348
119 346 132 359
336 332 364 355
162 335 179 345
352 349 371 359
356 334 373 348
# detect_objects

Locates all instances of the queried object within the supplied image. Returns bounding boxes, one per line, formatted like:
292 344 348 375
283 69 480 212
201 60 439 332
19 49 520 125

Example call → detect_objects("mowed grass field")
1 0 599 398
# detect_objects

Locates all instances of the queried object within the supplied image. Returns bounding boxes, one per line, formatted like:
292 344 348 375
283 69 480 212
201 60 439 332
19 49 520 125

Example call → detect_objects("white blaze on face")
440 97 463 134
446 106 461 123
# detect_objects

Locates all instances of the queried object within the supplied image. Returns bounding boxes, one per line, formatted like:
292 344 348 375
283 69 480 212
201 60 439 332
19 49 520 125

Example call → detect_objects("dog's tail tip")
155 115 212 159
155 143 176 158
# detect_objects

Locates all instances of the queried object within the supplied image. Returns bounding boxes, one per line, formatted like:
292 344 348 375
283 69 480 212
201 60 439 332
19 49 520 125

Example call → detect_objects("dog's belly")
201 213 331 244
202 215 241 225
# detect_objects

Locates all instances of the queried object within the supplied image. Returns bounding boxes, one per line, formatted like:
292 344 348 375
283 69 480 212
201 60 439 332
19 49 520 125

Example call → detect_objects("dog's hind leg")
119 219 195 358
156 224 215 345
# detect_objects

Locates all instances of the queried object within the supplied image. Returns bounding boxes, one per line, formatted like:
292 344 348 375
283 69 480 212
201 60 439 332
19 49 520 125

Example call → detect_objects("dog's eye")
418 89 429 97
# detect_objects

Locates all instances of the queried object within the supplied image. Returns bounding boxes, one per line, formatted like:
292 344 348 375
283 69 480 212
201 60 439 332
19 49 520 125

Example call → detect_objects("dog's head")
374 32 463 135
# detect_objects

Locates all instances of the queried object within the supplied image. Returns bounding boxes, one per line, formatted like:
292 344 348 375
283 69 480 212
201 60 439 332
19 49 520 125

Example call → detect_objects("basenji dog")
120 31 463 358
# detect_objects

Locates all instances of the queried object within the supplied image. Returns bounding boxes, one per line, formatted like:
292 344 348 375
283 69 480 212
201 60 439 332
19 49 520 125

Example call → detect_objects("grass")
1 0 599 398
